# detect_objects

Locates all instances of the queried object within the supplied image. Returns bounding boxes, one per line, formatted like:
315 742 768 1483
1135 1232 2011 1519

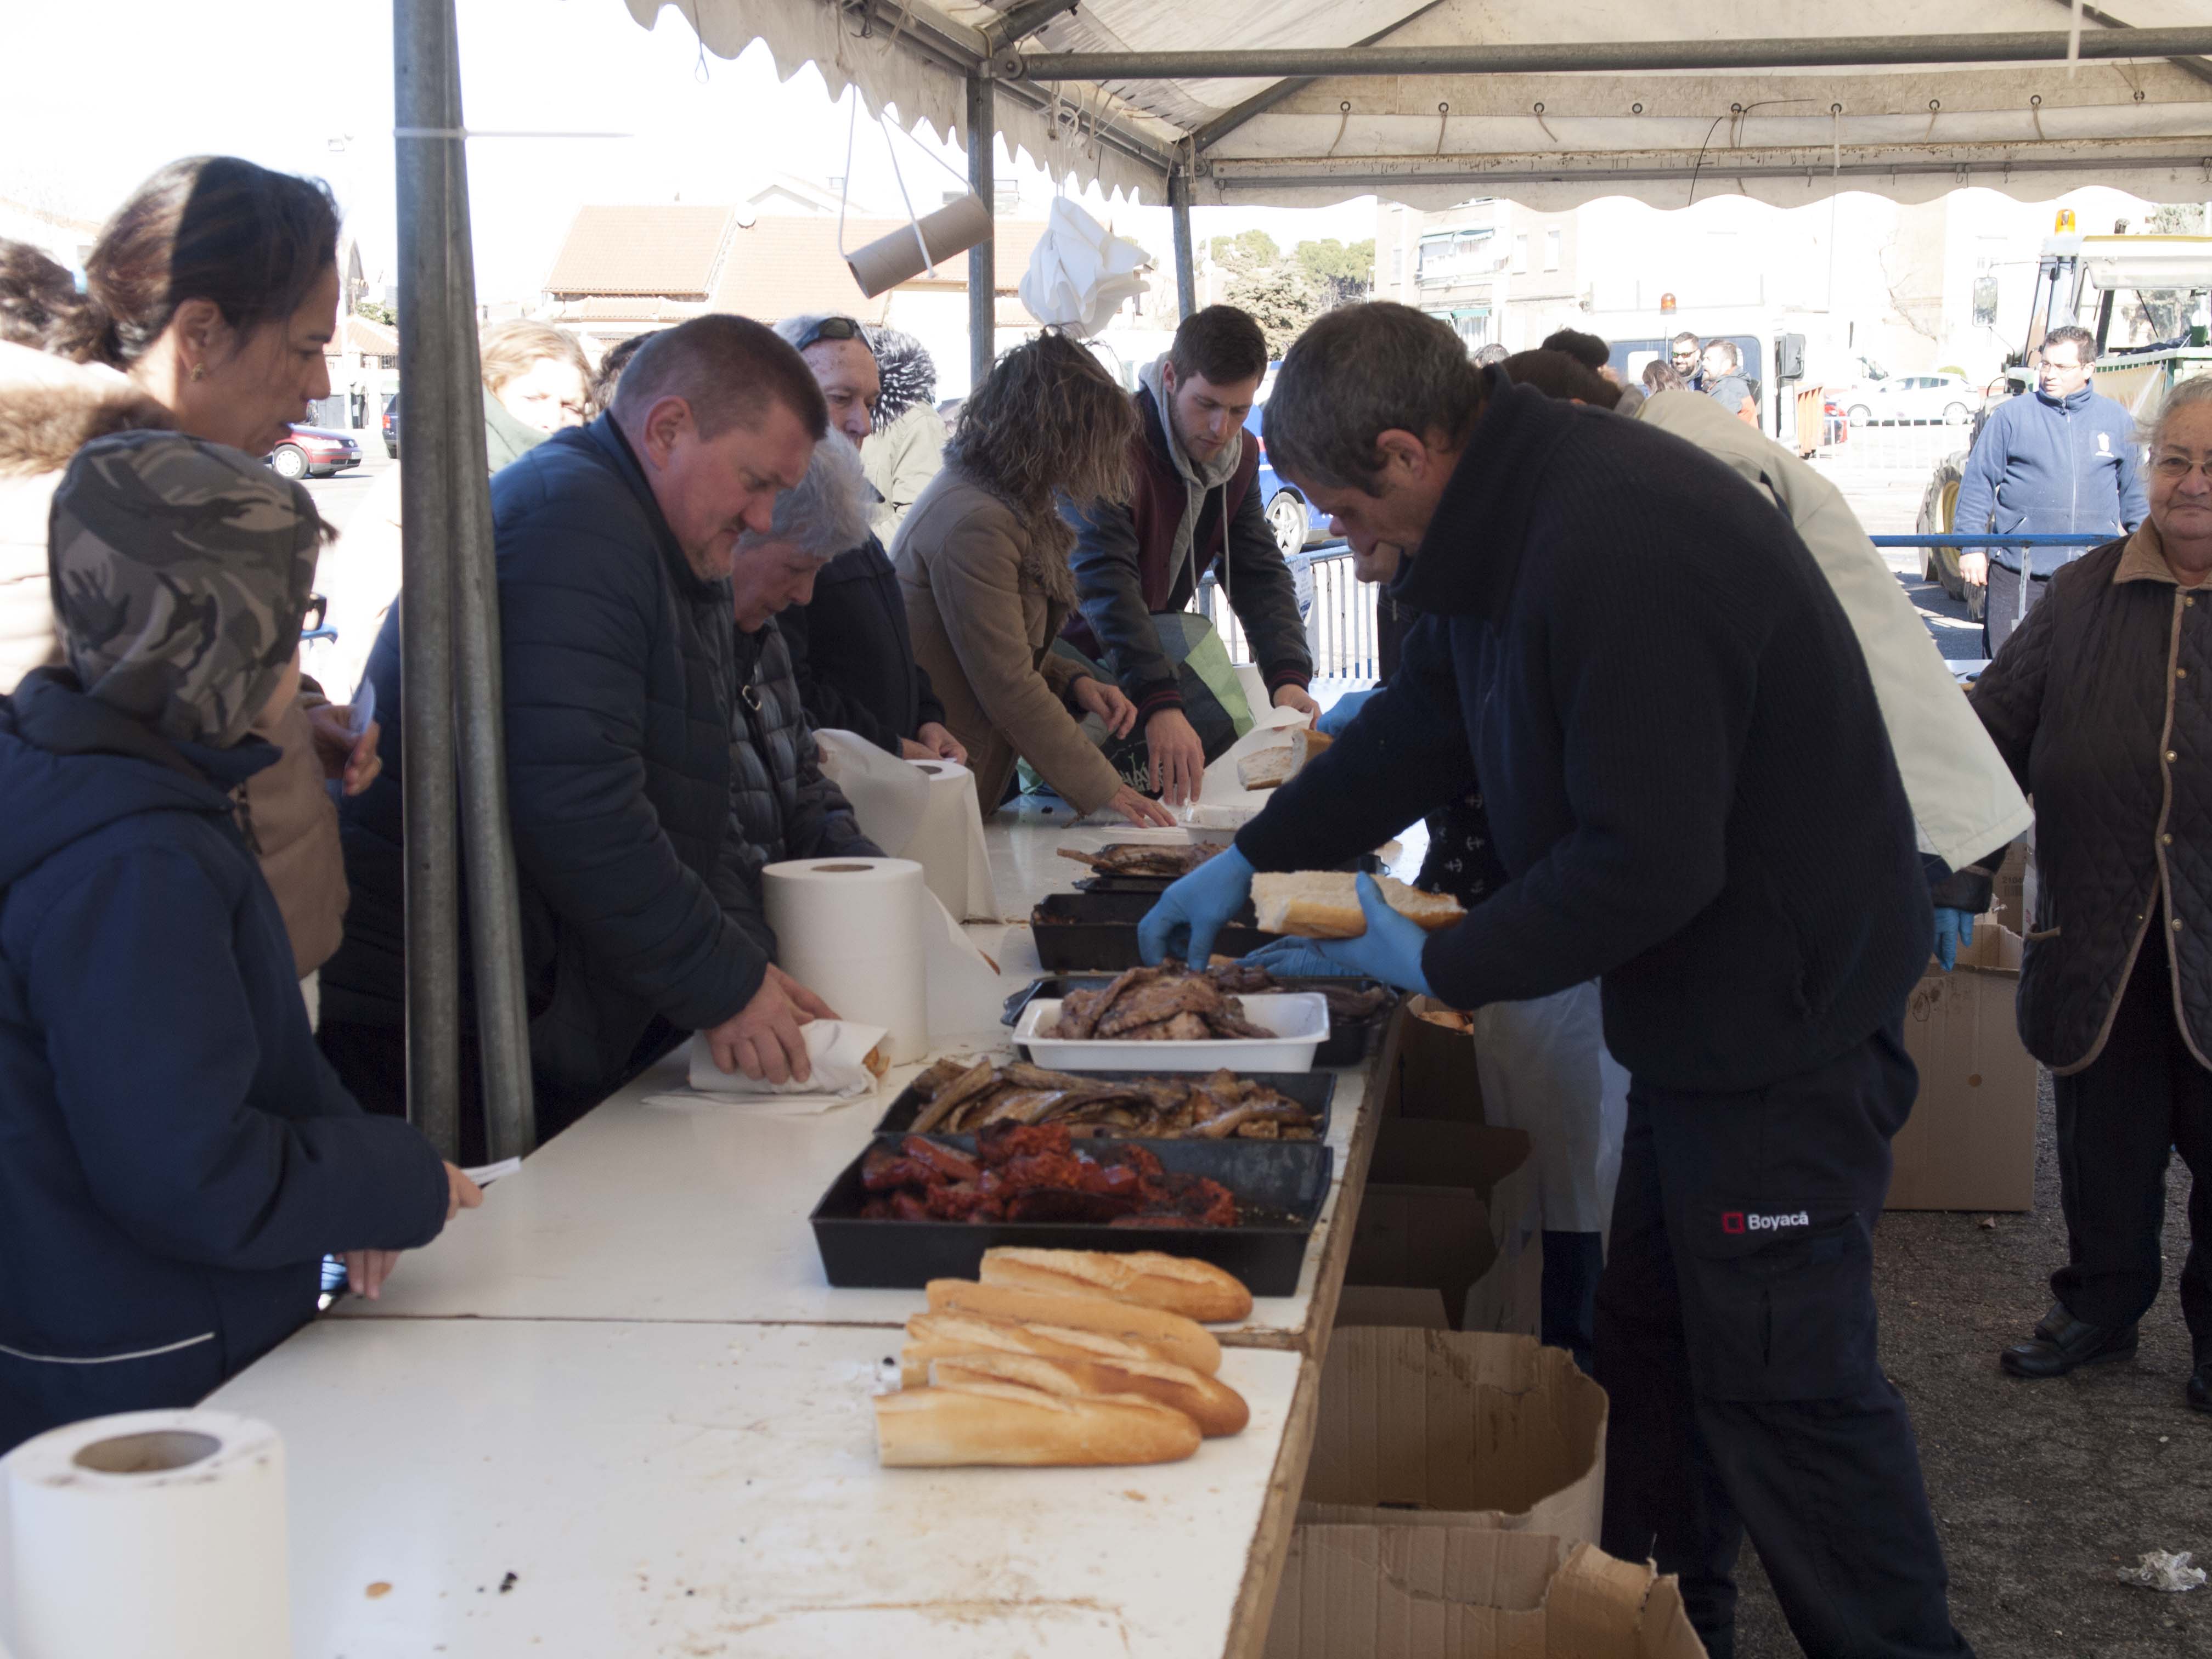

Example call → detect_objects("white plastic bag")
1020 198 1152 338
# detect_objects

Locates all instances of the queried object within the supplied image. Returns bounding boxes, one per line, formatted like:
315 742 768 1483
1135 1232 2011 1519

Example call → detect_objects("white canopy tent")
384 0 2212 1155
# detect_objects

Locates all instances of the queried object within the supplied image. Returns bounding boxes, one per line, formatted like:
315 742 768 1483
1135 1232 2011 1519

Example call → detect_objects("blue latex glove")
1316 687 1380 739
1139 845 1256 966
1313 873 1437 995
1932 906 1976 972
1240 936 1363 979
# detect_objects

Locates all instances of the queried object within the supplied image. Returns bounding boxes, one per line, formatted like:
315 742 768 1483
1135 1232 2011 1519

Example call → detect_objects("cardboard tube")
847 194 993 298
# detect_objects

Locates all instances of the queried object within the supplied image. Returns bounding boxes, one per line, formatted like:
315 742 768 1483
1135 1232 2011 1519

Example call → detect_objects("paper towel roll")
764 857 930 1062
5 1409 287 1659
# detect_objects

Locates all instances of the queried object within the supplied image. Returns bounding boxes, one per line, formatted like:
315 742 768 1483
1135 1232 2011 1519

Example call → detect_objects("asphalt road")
298 450 391 533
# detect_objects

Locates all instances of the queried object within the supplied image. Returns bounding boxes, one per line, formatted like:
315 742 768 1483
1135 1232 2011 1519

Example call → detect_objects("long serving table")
206 804 1391 1657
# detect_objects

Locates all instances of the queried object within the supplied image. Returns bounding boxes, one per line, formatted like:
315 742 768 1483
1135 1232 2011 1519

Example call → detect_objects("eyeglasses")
2154 455 2212 481
793 315 868 353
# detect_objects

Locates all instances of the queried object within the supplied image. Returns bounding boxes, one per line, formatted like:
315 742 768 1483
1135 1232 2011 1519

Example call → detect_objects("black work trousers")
2051 924 2212 1355
1595 1022 1971 1659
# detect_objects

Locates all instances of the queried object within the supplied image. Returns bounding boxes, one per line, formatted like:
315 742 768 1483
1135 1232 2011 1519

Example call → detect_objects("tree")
2151 204 2207 235
1208 229 1282 277
1225 265 1324 360
1294 238 1375 307
354 299 397 326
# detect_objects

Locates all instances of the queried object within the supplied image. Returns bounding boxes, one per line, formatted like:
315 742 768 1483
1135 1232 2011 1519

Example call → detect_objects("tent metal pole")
392 0 461 1161
967 72 996 392
432 0 538 1161
1003 25 2212 81
1169 167 1197 321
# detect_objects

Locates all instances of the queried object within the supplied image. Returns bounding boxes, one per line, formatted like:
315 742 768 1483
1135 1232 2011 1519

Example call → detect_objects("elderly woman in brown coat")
896 332 1174 827
1950 374 2212 1409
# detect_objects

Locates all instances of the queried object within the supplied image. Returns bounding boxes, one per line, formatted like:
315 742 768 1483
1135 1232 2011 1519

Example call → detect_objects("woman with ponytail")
0 156 376 1001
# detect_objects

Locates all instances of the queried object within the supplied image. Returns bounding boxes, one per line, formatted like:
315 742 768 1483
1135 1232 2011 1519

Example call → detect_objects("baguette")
979 1248 1254 1323
899 1311 1182 1389
1250 871 1466 940
925 1279 1222 1375
874 1379 1201 1467
929 1351 1249 1438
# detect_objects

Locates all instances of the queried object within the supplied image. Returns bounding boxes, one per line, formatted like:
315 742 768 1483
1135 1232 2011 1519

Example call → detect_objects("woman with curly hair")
896 332 1173 826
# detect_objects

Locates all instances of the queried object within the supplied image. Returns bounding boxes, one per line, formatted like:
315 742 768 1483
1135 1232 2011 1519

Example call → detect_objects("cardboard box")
1989 840 2029 934
1378 997 1487 1122
1350 1117 1542 1334
1334 1286 1452 1330
1889 922 2039 1211
1298 1328 1609 1547
1264 1530 1705 1659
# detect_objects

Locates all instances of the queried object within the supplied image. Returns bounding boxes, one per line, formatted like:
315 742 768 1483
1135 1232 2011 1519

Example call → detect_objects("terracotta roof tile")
544 205 739 298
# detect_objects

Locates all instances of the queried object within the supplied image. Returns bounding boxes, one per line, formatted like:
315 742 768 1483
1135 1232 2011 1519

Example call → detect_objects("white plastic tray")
1011 991 1329 1073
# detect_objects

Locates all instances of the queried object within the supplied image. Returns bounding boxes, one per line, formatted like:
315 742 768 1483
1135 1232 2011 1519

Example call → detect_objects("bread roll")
1250 871 1466 940
874 1379 1201 1467
925 1280 1222 1375
929 1351 1249 1438
1234 727 1332 792
980 1248 1254 1323
899 1311 1181 1389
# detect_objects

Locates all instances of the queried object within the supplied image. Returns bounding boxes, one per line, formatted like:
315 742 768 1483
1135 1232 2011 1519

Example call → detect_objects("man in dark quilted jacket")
723 432 881 873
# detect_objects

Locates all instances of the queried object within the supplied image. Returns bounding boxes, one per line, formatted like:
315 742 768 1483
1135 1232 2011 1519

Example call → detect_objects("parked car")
266 425 362 479
1244 369 1327 558
381 394 399 459
1842 373 1977 427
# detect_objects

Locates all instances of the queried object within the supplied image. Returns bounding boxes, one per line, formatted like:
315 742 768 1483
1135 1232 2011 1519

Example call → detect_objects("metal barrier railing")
1195 543 1381 679
1813 425 1968 474
1868 533 2117 552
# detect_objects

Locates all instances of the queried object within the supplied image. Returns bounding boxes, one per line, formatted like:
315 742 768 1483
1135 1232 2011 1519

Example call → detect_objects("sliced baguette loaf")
925 1279 1221 1374
980 1248 1253 1323
929 1351 1249 1437
899 1311 1183 1389
1250 871 1466 940
874 1379 1200 1467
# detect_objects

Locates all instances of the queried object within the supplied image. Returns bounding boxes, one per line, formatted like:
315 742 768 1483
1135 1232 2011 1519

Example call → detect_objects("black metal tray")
1070 849 1378 896
1000 974 1395 1069
809 1133 1333 1295
872 1065 1336 1138
1030 889 1278 970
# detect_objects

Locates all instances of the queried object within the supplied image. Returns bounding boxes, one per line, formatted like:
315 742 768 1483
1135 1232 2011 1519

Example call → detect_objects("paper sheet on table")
816 728 1002 921
642 1021 890 1115
926 891 1009 1040
461 1157 521 1187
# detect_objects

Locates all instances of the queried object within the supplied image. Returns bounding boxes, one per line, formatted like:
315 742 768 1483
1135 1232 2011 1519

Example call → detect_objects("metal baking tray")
1070 849 1379 896
1029 889 1278 970
871 1065 1336 1138
809 1133 1333 1295
1002 973 1396 1069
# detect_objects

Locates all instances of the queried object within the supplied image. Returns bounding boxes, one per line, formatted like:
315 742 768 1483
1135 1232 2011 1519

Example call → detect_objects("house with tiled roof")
539 200 1054 396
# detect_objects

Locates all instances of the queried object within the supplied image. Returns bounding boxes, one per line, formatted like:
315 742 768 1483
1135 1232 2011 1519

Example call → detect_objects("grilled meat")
856 1123 1239 1227
1041 966 1283 1045
900 1060 1318 1140
1054 842 1227 879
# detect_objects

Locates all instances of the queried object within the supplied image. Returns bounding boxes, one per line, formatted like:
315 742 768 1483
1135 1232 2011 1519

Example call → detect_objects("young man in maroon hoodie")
1061 306 1317 805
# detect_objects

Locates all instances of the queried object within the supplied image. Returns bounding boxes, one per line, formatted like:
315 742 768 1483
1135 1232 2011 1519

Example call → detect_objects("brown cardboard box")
1378 996 1487 1122
1264 1530 1706 1659
1350 1118 1542 1334
1334 1286 1452 1330
1888 923 2039 1211
1297 1328 1609 1547
1989 840 2029 934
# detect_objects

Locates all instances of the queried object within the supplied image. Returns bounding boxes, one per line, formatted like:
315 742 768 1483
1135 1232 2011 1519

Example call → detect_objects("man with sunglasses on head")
771 314 965 765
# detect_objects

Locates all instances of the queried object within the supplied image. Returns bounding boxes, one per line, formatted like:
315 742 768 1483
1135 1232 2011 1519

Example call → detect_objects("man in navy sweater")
1955 324 2146 653
1141 304 1969 1659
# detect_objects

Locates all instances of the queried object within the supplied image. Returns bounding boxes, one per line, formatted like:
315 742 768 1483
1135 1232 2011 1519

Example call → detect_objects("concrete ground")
1726 462 2209 1657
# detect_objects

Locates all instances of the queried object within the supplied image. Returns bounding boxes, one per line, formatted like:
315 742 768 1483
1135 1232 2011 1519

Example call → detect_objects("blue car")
1244 389 1317 558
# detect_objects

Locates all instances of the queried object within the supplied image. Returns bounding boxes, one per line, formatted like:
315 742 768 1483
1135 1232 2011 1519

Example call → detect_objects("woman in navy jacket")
0 432 470 1452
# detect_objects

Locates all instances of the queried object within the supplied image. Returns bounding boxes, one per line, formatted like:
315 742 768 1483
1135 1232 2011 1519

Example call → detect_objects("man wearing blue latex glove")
1315 686 1379 739
1310 874 1434 993
1137 844 1255 966
1932 906 1976 971
1221 306 1965 1659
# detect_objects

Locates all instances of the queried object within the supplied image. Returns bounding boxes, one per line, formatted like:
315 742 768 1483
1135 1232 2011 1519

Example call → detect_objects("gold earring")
190 362 206 382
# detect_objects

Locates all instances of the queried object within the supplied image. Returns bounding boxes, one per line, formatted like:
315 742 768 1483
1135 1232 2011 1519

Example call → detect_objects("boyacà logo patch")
1722 1209 1812 1235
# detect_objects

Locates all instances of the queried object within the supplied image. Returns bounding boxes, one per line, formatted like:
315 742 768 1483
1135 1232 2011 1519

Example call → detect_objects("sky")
0 0 1377 305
